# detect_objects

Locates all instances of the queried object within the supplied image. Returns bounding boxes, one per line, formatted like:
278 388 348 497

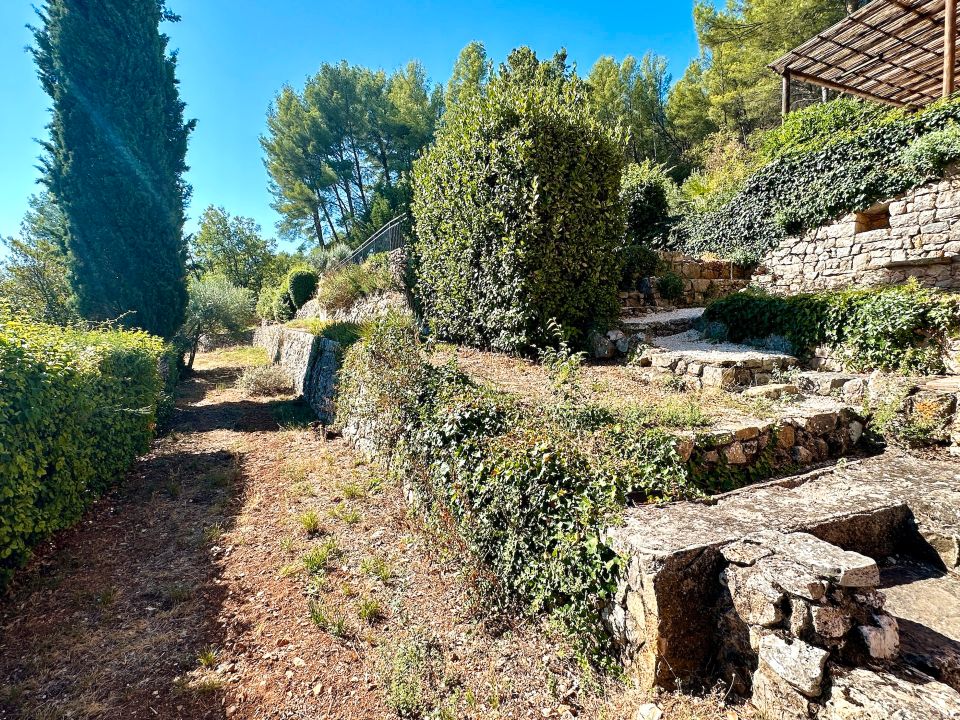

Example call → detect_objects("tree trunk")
311 207 325 246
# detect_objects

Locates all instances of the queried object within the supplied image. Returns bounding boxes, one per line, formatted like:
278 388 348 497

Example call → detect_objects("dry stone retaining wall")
754 164 960 294
253 326 341 425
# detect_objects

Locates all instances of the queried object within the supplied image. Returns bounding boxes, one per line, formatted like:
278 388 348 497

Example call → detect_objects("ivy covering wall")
0 311 167 585
675 97 960 262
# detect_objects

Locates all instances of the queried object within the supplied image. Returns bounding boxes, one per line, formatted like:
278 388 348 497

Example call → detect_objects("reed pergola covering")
770 0 959 112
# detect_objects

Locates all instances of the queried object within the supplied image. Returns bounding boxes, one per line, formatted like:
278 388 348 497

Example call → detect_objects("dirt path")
0 349 742 720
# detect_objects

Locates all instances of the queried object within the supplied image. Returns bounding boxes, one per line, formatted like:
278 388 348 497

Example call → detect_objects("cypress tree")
32 0 195 338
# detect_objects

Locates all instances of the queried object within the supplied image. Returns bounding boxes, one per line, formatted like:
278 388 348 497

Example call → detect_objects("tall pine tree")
32 0 195 338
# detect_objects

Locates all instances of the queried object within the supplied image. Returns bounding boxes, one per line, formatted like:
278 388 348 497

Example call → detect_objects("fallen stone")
759 634 829 698
745 383 799 399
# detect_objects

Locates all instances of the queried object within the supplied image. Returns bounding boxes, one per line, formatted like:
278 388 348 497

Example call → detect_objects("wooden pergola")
770 0 959 113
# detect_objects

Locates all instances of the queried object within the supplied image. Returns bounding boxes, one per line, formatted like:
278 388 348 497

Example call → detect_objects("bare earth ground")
0 349 751 720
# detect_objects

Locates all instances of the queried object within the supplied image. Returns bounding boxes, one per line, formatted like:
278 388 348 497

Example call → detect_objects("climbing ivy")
703 280 960 374
676 96 960 262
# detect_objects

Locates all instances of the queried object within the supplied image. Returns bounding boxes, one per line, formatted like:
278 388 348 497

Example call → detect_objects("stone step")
671 403 865 477
620 307 704 338
635 330 798 389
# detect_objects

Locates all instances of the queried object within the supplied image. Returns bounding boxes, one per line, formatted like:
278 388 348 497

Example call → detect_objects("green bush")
703 281 960 374
285 318 363 347
621 161 674 245
677 96 960 262
336 313 689 663
314 254 396 314
256 282 294 322
656 270 685 301
287 267 319 309
0 311 166 586
412 48 625 353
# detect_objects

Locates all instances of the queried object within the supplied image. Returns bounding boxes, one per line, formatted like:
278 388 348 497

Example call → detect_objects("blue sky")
0 1 701 251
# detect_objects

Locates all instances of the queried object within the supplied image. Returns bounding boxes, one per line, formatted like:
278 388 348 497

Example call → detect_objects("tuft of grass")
298 510 323 535
329 503 361 525
197 647 218 668
302 538 340 575
358 596 383 624
272 400 315 430
339 482 365 500
309 599 351 638
202 522 225 544
361 555 394 584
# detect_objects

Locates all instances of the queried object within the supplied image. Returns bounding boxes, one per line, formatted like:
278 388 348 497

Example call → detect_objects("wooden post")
822 86 829 104
945 0 957 98
782 71 792 118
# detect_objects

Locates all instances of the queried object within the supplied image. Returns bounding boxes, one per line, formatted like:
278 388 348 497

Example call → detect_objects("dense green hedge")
676 97 960 262
412 48 625 353
256 265 320 322
702 281 960 374
0 312 166 585
336 313 689 663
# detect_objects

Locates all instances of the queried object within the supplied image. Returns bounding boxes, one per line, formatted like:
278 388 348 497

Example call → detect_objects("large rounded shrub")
286 267 319 309
412 48 625 353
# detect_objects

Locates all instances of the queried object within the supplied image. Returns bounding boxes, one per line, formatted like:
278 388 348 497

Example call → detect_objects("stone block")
777 424 797 449
747 531 880 588
758 634 829 698
805 412 838 434
724 565 784 627
859 614 899 659
722 540 774 567
751 663 813 719
811 605 853 639
702 365 737 388
724 442 748 465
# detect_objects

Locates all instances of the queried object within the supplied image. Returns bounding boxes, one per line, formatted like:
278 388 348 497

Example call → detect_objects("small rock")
291 657 306 668
777 424 796 449
723 442 748 465
848 420 864 444
633 703 663 720
859 614 899 659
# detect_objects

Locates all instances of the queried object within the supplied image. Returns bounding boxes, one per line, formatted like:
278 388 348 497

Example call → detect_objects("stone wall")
659 251 753 306
754 164 960 294
253 326 341 425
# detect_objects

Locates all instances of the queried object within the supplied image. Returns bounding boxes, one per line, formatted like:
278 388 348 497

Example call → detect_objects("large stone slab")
821 668 960 719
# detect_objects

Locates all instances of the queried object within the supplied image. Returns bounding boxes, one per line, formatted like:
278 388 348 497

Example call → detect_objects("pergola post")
946 0 957 98
782 70 792 117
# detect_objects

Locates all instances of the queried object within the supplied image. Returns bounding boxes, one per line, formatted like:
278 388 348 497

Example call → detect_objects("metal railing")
335 214 408 269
